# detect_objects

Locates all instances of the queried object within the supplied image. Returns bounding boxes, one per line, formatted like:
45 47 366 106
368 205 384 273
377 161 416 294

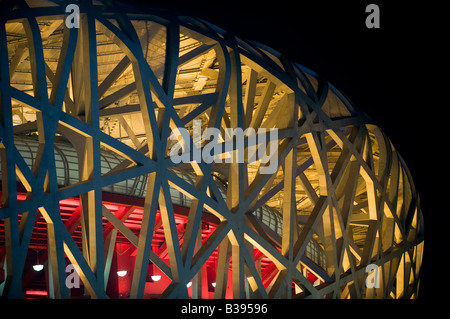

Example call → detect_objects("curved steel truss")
0 0 424 299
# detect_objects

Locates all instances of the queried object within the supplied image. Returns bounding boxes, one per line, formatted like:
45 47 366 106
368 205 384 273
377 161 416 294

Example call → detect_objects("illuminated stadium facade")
0 0 424 299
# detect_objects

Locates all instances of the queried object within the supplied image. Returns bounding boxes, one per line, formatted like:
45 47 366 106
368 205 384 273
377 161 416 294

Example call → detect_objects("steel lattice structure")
0 0 424 299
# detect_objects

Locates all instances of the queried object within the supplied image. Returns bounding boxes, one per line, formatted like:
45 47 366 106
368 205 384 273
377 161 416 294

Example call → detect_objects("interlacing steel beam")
0 0 423 299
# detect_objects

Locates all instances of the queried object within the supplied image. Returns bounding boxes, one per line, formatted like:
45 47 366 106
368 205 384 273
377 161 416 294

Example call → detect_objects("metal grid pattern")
0 0 424 299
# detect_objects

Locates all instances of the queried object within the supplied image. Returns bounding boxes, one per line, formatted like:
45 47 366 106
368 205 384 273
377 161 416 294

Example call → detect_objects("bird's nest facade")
0 0 424 299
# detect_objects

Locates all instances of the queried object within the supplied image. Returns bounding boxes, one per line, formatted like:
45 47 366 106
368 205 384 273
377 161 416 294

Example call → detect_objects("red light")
10 191 306 299
26 289 48 296
59 198 81 206
103 203 121 211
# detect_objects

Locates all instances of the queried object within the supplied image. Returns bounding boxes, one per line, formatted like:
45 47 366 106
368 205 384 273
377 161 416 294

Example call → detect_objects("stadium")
0 0 424 299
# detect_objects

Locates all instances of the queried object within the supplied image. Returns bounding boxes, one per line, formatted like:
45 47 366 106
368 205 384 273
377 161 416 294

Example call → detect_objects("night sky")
123 0 438 301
